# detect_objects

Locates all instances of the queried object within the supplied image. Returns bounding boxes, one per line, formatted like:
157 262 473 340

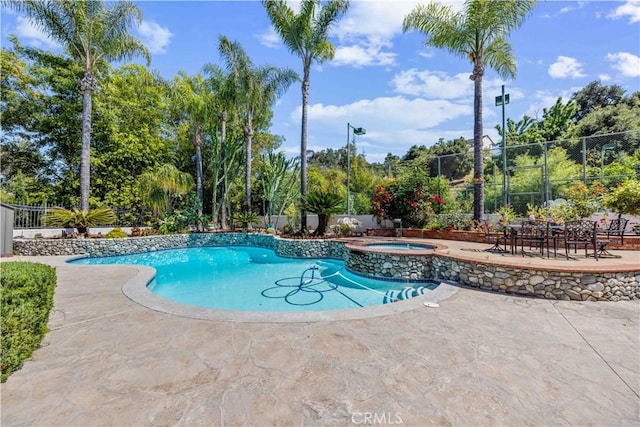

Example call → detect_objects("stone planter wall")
12 233 348 260
430 255 639 302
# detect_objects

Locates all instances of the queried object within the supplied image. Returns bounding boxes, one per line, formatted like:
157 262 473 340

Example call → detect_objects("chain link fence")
425 130 639 215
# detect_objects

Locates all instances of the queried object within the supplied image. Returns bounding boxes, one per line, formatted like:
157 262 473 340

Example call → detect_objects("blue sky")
2 1 639 163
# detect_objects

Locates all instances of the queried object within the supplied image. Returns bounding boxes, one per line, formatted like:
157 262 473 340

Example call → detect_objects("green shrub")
603 178 640 217
139 227 154 236
233 211 261 229
105 227 128 238
1 262 57 382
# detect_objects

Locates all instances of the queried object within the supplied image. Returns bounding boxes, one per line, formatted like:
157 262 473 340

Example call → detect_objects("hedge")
1 262 57 382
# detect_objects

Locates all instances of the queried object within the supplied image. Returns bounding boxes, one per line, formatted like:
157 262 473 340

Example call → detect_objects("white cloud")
15 16 60 49
559 1 585 14
333 1 420 43
332 40 396 67
392 69 473 99
598 74 611 81
607 0 640 23
607 52 640 77
548 56 586 79
288 96 472 152
256 26 281 49
418 50 435 59
137 21 173 55
330 1 463 68
390 68 521 105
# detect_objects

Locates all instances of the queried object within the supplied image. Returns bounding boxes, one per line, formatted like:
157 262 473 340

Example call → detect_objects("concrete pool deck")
1 239 639 426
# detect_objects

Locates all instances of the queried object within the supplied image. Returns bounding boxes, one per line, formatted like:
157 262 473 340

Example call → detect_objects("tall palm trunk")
194 124 204 230
244 108 254 218
300 67 310 232
220 109 228 229
472 56 484 221
80 71 94 213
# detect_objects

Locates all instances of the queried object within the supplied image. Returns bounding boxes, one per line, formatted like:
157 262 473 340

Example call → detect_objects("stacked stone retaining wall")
346 251 432 281
12 233 349 260
430 256 639 302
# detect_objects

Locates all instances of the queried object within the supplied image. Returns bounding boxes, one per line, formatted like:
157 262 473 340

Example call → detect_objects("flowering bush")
371 183 446 228
371 185 391 225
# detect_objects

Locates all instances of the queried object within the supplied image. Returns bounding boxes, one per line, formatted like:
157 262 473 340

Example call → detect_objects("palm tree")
137 163 194 217
203 63 236 229
403 0 536 221
301 191 344 236
42 207 116 237
218 36 297 218
5 0 150 212
262 0 349 232
172 72 215 227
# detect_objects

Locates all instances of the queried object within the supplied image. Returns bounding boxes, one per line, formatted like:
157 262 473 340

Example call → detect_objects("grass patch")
1 262 56 382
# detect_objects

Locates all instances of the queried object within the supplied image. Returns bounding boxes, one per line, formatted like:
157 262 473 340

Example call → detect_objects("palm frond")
301 191 344 215
137 164 194 214
42 207 116 228
485 37 517 79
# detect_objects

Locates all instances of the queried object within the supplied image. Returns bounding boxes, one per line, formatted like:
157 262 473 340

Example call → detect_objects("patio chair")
597 217 628 245
564 220 599 260
481 220 508 254
517 220 550 257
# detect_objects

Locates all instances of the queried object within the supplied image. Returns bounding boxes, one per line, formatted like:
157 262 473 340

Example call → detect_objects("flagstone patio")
1 240 638 426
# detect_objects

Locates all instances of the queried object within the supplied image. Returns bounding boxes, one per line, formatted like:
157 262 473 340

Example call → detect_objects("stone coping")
344 239 448 255
431 248 640 273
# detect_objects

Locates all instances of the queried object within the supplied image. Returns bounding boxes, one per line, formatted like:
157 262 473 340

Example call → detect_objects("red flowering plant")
371 184 392 225
372 175 449 228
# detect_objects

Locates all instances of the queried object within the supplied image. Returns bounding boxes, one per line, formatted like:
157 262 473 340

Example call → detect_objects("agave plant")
301 191 344 236
42 207 116 236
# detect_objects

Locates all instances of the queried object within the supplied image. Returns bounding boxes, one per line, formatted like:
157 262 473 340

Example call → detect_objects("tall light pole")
495 85 509 206
346 122 366 215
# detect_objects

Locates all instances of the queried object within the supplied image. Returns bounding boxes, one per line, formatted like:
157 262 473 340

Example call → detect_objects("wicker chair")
564 220 598 260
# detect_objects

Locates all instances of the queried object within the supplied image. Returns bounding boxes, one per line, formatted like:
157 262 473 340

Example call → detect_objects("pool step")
383 286 430 304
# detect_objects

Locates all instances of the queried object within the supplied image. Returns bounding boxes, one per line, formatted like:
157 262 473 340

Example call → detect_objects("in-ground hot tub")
344 240 446 281
362 242 437 251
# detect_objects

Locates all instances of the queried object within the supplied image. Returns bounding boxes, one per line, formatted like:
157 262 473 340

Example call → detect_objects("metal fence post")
581 137 587 184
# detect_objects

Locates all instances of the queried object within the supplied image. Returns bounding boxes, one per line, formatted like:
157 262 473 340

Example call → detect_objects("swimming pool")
70 246 439 312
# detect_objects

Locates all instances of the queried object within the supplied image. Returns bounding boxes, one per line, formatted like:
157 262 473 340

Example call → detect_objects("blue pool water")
70 246 438 312
365 243 436 251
